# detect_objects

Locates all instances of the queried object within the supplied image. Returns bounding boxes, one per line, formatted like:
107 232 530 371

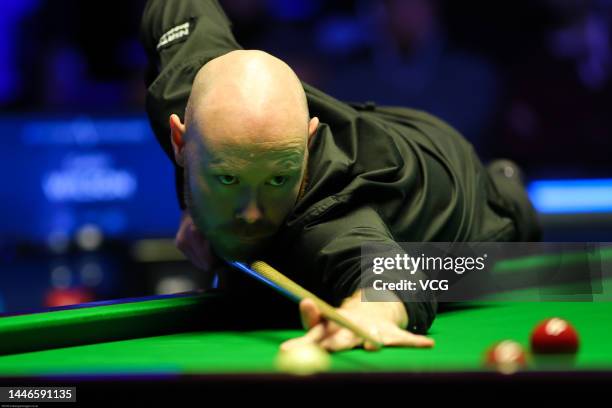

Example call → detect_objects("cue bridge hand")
281 297 435 353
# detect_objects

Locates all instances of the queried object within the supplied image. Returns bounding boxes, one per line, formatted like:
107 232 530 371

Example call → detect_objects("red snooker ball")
484 340 527 374
44 287 94 308
530 318 579 354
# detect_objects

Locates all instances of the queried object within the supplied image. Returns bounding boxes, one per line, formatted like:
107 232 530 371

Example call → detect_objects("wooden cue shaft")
251 260 383 349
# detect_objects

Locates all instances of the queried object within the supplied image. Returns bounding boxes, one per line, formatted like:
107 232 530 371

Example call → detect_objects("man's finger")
363 326 384 351
299 298 322 330
384 328 435 349
280 323 326 351
319 328 361 352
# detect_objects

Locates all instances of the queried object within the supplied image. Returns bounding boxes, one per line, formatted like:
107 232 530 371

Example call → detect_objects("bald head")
170 50 319 261
185 50 309 153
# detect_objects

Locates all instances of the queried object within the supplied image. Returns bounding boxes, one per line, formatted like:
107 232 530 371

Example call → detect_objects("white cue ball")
275 343 331 375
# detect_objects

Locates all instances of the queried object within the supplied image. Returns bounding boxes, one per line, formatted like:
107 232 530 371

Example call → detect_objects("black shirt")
140 0 537 334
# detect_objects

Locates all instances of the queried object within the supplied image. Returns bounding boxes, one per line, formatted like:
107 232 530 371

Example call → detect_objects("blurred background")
1 0 611 313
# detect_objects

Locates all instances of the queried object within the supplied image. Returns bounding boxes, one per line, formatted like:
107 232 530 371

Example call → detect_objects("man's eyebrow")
203 153 247 171
275 156 303 171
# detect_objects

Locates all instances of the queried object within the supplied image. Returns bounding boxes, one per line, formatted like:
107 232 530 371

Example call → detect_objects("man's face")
184 138 307 261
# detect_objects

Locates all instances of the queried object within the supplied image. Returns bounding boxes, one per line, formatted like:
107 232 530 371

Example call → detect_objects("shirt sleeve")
289 205 438 334
139 0 242 209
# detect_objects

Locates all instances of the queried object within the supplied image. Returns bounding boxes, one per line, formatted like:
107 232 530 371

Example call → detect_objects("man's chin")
212 239 270 262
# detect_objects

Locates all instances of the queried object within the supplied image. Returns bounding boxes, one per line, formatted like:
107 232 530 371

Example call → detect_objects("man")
140 0 540 352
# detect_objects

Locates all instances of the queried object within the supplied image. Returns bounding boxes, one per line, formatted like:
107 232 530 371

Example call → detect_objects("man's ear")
307 116 319 147
169 114 187 167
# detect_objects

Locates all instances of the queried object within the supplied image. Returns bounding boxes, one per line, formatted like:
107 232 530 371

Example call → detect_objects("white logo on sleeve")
156 21 190 50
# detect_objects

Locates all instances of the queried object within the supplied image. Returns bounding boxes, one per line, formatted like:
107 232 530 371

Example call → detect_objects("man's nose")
236 195 263 224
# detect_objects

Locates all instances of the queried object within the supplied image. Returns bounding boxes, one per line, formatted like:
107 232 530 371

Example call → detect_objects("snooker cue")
230 260 383 349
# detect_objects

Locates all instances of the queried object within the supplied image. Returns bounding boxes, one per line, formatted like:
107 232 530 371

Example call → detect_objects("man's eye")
217 175 238 185
267 176 288 187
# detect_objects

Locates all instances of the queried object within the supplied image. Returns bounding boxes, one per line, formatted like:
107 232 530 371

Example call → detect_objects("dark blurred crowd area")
1 0 611 177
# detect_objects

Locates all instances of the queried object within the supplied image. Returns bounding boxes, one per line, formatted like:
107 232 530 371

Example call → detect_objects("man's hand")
280 290 435 352
175 210 215 271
